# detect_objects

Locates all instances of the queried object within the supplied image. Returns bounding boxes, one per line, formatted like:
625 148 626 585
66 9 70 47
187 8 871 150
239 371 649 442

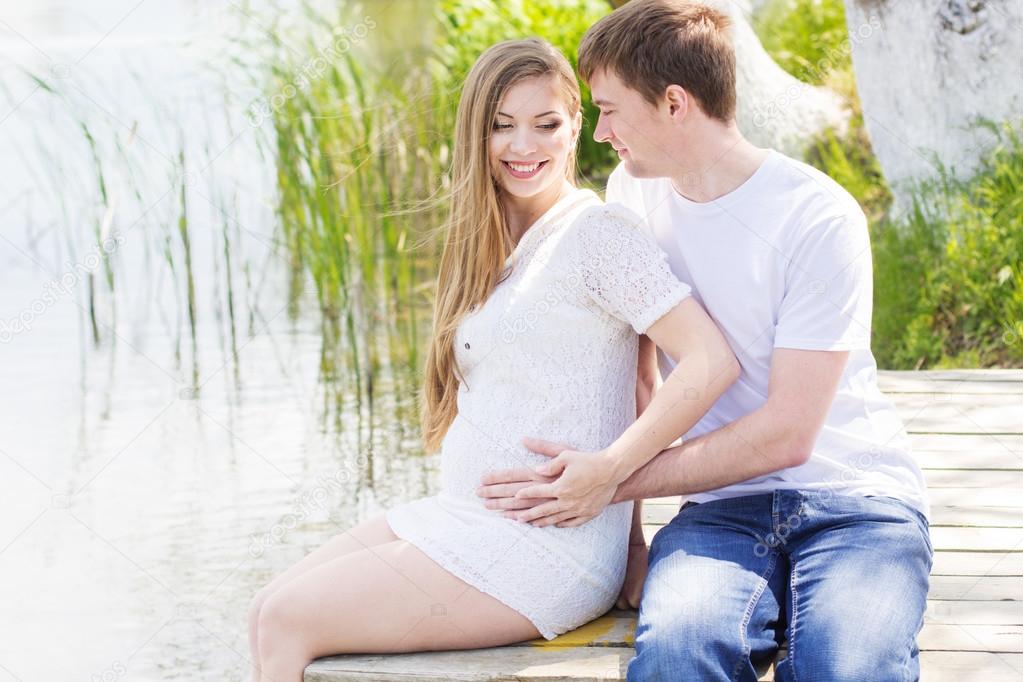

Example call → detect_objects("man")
477 1 932 680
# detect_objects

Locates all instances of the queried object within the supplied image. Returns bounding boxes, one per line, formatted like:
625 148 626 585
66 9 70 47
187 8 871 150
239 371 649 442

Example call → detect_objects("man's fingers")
476 481 531 499
522 437 573 458
480 468 536 486
556 515 589 528
483 496 553 511
515 483 557 500
531 510 577 528
509 500 562 524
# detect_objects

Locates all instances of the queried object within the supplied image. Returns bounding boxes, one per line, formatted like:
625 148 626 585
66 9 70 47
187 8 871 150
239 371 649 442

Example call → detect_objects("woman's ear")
572 110 583 143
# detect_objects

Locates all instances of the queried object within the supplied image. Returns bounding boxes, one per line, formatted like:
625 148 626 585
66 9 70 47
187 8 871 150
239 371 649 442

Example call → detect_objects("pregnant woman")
248 38 738 682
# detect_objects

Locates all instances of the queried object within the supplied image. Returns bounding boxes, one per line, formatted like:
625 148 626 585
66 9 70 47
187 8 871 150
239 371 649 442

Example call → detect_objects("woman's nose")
509 128 536 155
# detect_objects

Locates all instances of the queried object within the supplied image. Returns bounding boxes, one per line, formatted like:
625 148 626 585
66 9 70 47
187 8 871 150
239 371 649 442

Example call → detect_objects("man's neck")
668 123 769 204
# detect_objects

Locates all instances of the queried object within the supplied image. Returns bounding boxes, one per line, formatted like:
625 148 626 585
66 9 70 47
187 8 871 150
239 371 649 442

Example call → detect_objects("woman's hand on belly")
497 437 624 528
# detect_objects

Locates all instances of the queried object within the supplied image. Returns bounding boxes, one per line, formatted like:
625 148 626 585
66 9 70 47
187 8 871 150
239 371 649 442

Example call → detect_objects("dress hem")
385 508 565 640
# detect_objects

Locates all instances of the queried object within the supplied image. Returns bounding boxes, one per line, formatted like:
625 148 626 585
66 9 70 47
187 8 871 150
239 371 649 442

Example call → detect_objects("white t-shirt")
607 151 929 516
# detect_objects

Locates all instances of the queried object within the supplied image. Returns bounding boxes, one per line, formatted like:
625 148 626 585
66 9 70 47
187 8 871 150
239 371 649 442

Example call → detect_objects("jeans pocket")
867 495 933 555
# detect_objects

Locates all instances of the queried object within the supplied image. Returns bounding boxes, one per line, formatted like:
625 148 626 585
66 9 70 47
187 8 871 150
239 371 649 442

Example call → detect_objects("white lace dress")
387 188 692 639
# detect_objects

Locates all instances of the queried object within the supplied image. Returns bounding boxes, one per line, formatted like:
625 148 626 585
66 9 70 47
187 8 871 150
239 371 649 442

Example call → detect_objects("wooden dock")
306 370 1023 681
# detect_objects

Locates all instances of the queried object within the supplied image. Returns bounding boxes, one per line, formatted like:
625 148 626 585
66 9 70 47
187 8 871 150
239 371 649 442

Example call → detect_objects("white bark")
710 0 851 157
845 0 1023 206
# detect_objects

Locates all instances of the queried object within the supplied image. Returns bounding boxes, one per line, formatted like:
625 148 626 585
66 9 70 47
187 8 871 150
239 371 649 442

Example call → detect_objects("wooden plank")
927 600 1023 625
925 471 1023 489
305 647 633 681
928 507 1023 528
879 375 1023 395
880 369 1023 388
909 652 1023 682
933 552 1023 576
886 382 1023 395
908 433 1023 455
919 624 1023 653
887 394 1022 435
918 454 1023 470
928 489 1023 508
931 527 1023 552
930 576 1023 601
510 614 635 649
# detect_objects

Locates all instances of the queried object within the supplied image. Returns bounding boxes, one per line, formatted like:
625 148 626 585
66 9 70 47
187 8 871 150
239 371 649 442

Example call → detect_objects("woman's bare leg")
256 538 541 682
248 514 397 681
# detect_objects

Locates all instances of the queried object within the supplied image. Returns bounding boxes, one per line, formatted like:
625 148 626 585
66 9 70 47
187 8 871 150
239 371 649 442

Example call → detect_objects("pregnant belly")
439 415 549 497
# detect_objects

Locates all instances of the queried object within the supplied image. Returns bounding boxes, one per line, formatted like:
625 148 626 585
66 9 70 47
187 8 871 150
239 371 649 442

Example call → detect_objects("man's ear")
664 85 689 122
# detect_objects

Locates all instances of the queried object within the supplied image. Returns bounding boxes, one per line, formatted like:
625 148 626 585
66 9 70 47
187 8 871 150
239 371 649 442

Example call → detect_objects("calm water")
0 2 435 680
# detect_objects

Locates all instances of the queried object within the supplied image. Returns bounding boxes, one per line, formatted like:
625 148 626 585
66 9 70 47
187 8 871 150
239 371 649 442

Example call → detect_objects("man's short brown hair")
578 0 736 122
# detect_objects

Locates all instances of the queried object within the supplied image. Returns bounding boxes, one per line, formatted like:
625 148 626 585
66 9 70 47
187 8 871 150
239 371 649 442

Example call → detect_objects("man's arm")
612 347 849 502
504 296 739 526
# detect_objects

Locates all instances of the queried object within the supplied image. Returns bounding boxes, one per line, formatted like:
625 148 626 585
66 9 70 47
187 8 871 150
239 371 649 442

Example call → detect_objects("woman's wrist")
600 447 635 487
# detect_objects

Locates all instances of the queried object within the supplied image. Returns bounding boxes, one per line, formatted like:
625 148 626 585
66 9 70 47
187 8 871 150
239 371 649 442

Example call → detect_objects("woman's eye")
493 123 512 130
538 122 561 130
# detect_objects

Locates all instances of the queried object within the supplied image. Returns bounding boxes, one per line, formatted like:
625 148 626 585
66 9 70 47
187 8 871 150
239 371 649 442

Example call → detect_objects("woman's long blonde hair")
421 38 581 452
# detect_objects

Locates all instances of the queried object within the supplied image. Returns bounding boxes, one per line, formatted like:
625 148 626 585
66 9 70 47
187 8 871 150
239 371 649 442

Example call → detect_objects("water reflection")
0 1 435 679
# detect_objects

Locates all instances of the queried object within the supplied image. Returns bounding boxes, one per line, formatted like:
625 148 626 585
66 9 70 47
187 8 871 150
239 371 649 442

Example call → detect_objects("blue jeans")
628 490 932 682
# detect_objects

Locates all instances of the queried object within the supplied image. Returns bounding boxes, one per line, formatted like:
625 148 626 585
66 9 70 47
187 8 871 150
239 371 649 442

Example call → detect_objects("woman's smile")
502 159 549 179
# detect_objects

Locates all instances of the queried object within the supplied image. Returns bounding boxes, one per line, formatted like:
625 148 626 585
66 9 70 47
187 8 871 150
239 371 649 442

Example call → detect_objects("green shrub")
754 0 851 86
872 124 1023 368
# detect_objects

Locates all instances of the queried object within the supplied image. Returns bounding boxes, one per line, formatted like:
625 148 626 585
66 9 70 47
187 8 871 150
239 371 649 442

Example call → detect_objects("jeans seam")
787 557 801 682
731 550 778 682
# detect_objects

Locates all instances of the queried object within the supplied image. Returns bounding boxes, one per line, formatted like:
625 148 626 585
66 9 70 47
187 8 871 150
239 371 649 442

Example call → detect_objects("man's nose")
593 114 611 143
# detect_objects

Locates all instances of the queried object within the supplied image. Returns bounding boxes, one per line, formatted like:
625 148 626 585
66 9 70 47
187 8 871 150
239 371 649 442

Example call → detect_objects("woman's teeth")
503 160 548 178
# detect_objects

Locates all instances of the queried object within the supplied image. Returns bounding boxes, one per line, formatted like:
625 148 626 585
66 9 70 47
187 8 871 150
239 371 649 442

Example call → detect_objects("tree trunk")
845 0 1023 207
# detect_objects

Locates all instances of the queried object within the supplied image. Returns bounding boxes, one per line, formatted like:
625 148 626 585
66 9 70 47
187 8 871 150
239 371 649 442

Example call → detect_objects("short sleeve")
574 203 692 334
774 212 873 351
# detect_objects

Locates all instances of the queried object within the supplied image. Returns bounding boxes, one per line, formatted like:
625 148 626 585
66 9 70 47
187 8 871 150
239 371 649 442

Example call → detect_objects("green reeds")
258 3 454 415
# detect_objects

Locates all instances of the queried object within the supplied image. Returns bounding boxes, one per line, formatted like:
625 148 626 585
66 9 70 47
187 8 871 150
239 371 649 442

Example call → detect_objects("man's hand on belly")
477 438 621 528
476 459 556 512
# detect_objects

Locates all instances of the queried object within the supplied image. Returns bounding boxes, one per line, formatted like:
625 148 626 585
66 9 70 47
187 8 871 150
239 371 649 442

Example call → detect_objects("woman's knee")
256 591 308 659
248 584 278 628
